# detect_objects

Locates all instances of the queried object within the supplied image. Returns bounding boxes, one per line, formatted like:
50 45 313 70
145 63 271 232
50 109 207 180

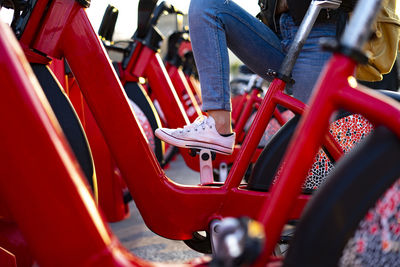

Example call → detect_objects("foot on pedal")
155 116 235 155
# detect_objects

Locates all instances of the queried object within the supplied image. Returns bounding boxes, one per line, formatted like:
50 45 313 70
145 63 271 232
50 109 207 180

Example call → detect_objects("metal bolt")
201 153 210 161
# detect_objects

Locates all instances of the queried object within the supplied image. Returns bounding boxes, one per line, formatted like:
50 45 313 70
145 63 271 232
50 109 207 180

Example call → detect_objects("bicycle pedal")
200 149 214 184
189 148 216 160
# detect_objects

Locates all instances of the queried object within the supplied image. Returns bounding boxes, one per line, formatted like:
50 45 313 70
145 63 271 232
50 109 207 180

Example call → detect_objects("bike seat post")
279 0 341 78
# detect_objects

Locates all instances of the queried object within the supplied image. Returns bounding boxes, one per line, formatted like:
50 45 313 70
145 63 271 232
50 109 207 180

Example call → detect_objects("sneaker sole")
155 129 233 155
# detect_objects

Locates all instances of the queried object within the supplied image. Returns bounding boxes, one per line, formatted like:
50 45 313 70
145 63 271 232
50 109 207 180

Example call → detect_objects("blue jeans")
188 0 337 111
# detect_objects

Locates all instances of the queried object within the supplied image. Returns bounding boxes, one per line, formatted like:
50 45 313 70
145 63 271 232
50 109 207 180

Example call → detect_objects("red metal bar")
232 93 249 124
273 90 343 161
0 247 16 267
185 73 202 105
0 21 137 267
273 108 287 126
336 85 400 136
255 53 400 264
235 90 260 142
131 45 190 127
166 63 202 122
0 222 33 267
257 56 349 261
78 88 130 222
273 90 304 114
21 0 312 244
224 79 287 190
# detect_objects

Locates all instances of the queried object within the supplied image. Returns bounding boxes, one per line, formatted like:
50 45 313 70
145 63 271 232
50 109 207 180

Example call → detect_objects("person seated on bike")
156 0 354 155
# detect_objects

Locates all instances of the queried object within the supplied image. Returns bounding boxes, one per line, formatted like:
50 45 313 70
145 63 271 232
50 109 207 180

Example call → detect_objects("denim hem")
202 102 232 112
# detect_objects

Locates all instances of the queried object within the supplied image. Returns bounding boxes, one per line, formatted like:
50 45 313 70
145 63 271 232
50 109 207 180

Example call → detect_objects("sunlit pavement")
110 154 205 263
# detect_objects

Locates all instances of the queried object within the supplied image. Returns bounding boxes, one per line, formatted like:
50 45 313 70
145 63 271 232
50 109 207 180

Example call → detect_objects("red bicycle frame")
0 16 338 266
167 33 202 106
255 3 400 264
164 61 203 121
12 0 324 241
233 85 290 143
3 0 391 265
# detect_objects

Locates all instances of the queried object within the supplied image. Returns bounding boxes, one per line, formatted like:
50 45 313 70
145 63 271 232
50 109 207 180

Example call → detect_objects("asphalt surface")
109 154 205 263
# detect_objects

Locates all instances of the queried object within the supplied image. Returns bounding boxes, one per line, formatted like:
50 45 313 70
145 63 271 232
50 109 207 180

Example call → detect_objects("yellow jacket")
356 0 400 81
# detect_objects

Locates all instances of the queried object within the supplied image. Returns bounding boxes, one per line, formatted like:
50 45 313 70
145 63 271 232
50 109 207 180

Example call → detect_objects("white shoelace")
179 116 213 133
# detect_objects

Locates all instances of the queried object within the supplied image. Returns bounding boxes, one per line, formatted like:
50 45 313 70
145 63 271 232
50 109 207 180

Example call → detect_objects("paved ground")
109 155 205 263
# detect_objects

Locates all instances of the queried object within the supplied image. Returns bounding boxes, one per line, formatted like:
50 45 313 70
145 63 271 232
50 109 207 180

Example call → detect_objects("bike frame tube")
235 89 261 142
224 77 343 192
126 43 190 128
257 53 400 263
232 93 249 124
234 90 287 141
1 18 269 267
223 79 290 190
272 108 287 126
77 84 130 222
0 246 16 267
166 62 203 122
0 221 35 267
119 31 266 170
185 73 202 105
15 0 312 241
0 22 134 267
59 61 130 222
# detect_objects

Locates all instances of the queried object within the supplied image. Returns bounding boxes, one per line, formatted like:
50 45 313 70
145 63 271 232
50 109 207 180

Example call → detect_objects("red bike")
8 0 368 246
1 0 400 265
0 0 334 258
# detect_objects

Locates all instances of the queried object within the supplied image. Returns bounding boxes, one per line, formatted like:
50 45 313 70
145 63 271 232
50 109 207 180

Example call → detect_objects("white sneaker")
155 116 235 155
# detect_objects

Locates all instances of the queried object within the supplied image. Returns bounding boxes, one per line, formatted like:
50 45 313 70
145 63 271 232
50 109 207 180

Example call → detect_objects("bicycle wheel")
283 126 400 267
31 64 97 193
183 231 212 254
248 114 372 192
247 115 300 191
124 82 164 163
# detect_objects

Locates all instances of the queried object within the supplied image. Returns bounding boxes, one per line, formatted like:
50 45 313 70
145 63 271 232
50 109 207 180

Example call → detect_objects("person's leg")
188 0 285 132
155 0 286 154
207 110 232 135
279 13 337 103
